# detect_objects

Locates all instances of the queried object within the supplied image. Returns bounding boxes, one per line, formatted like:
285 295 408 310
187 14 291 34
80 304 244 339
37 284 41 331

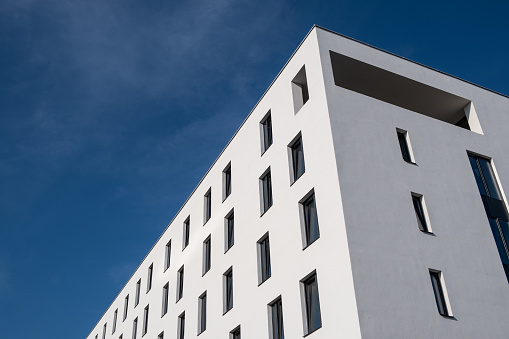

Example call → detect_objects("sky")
0 0 508 337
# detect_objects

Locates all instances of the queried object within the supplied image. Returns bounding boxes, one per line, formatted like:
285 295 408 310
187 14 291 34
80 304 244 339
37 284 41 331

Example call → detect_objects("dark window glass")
112 309 117 334
261 171 273 213
132 318 138 339
224 165 232 199
259 236 271 284
262 114 273 153
270 298 284 339
225 269 233 313
161 283 169 316
178 313 185 339
135 280 141 306
303 273 322 334
199 293 207 334
303 194 319 246
142 305 149 335
147 264 153 292
177 266 184 301
204 190 211 223
230 327 241 339
429 271 449 316
183 218 190 249
164 240 171 271
291 137 305 182
397 130 412 163
157 332 164 339
226 212 234 251
123 295 129 321
102 323 107 339
203 237 211 275
412 195 430 233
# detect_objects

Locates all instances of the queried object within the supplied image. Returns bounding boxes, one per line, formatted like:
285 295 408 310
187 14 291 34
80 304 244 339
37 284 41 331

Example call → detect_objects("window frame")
223 162 232 201
132 317 138 339
299 190 320 248
429 269 453 317
177 312 185 339
123 295 129 321
112 309 118 334
135 279 141 307
198 291 207 334
164 240 171 271
161 282 169 317
223 267 233 314
396 128 415 163
291 65 309 113
300 270 322 335
225 209 234 253
257 232 271 285
260 111 273 154
268 296 284 339
202 235 211 276
204 189 212 224
229 326 241 339
288 133 305 184
146 264 153 293
142 305 149 336
260 168 273 215
183 217 190 250
176 265 184 302
411 193 432 233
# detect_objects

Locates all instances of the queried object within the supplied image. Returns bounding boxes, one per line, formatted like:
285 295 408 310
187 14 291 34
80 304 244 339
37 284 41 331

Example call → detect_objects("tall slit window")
429 270 453 317
261 112 273 154
176 266 184 302
123 295 129 321
257 233 271 284
112 309 118 334
301 271 322 335
204 189 212 224
203 236 211 275
135 279 141 307
269 297 284 339
198 292 207 334
146 264 153 293
161 283 169 316
230 326 241 339
300 191 320 247
223 163 232 201
260 169 273 214
183 217 190 250
177 312 185 339
225 210 234 252
102 323 107 339
132 317 138 339
412 193 432 233
142 305 149 336
396 129 414 163
224 267 233 313
289 134 305 183
291 66 309 113
164 240 171 271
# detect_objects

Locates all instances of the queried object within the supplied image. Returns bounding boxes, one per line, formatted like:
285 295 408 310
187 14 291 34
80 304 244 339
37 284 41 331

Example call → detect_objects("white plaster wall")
88 28 361 339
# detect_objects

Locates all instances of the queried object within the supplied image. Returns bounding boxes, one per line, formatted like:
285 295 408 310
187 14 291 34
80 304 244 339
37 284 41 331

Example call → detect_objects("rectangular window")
157 332 164 339
112 309 118 334
301 271 322 335
269 297 284 339
135 279 141 307
397 129 414 163
161 283 169 316
429 270 453 317
177 312 185 339
119 335 123 339
164 240 171 271
225 210 234 252
223 163 232 201
176 265 184 301
142 305 149 336
132 317 138 339
257 233 271 284
300 191 320 247
260 169 273 214
469 153 509 281
102 323 107 339
261 111 273 153
291 65 309 113
183 217 190 250
123 295 129 321
223 267 233 313
289 134 305 183
147 264 153 293
203 236 211 275
198 292 207 334
204 189 212 224
412 193 432 233
230 326 241 339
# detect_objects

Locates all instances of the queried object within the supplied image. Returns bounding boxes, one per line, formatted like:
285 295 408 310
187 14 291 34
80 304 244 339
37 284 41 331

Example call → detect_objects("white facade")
88 26 509 339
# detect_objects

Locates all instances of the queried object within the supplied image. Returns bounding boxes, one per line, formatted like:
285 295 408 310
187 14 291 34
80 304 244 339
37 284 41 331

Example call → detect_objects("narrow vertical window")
132 317 138 339
412 193 432 233
146 264 153 293
230 326 241 339
429 270 453 317
269 297 284 339
164 240 171 271
260 169 273 214
291 66 309 113
123 295 129 321
223 267 233 313
119 335 123 339
102 323 107 339
225 210 234 252
177 312 185 339
261 111 273 154
223 163 232 201
183 217 190 250
289 134 305 183
468 153 509 281
300 191 320 247
112 309 118 334
396 129 414 163
157 332 164 339
176 265 184 301
142 305 149 336
257 233 271 284
203 236 211 275
301 271 322 335
204 189 212 224
135 279 141 307
161 283 169 316
198 292 207 334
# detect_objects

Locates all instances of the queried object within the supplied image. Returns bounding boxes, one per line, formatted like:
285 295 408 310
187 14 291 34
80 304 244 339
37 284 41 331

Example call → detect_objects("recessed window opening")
177 266 184 301
230 326 241 339
429 270 453 317
132 317 138 339
329 51 483 133
396 129 415 163
223 267 233 313
178 312 185 339
223 163 232 201
300 190 320 248
161 283 169 316
300 271 322 335
268 297 284 339
292 66 309 113
147 264 153 293
157 332 164 339
123 295 129 321
257 233 271 285
135 279 141 307
164 240 171 271
225 210 234 252
204 189 212 224
412 193 432 233
198 292 207 334
260 111 273 154
289 133 305 183
112 309 118 334
260 169 273 215
183 217 190 250
102 323 107 339
203 236 211 275
142 305 149 336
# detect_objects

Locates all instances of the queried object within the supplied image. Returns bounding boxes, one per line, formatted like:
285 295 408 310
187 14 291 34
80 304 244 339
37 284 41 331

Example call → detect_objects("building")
87 26 509 339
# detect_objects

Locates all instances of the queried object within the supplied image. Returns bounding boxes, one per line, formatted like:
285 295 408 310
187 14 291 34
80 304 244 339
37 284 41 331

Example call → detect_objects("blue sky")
0 0 508 337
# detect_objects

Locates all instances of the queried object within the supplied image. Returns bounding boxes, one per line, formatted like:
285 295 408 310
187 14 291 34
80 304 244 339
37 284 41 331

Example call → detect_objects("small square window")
203 236 211 275
142 305 149 336
260 169 273 215
177 312 185 339
429 269 453 317
146 264 153 293
260 111 273 154
223 267 233 314
176 265 184 302
135 279 141 307
204 189 212 224
164 240 171 271
183 217 190 250
198 292 207 334
300 191 320 248
288 133 305 184
396 128 415 163
161 283 169 317
225 210 234 252
300 271 322 335
123 295 129 321
229 326 241 339
223 163 232 201
291 66 309 113
112 309 118 334
412 193 432 233
268 297 284 339
257 233 271 285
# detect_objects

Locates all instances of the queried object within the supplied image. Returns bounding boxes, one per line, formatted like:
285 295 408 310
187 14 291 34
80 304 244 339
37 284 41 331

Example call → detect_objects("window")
119 335 123 339
177 312 185 339
132 317 138 339
412 193 432 233
135 279 141 307
291 65 309 113
123 295 129 321
112 309 118 334
161 283 169 316
260 169 273 214
289 134 305 183
396 129 414 163
300 191 320 247
223 163 232 201
468 153 509 281
204 189 212 224
142 305 149 336
230 326 241 339
269 297 284 339
300 271 322 335
164 240 171 271
157 332 164 339
203 236 211 275
260 111 273 153
147 264 153 293
257 233 271 284
198 292 207 334
183 217 190 250
176 265 184 301
429 270 453 317
225 210 234 252
223 267 233 313
102 323 107 339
